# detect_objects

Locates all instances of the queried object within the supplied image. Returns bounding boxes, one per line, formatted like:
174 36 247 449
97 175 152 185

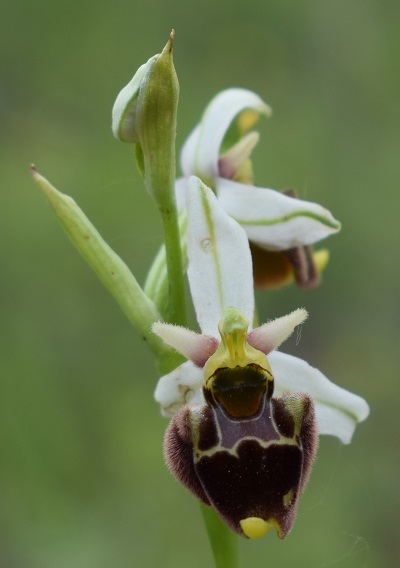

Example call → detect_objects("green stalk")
158 196 185 325
201 505 239 568
144 212 187 319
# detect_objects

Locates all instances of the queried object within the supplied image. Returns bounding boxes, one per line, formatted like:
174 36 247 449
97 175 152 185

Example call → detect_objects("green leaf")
32 166 175 366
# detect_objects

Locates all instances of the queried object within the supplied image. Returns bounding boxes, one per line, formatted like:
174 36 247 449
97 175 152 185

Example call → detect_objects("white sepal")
216 178 341 249
186 176 254 337
268 351 370 444
154 361 204 417
181 89 271 179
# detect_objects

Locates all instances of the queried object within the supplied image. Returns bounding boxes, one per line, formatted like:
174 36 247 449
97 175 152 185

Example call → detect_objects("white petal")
186 176 254 337
216 178 341 249
248 309 308 355
152 322 218 367
268 351 369 444
181 89 271 179
154 361 204 417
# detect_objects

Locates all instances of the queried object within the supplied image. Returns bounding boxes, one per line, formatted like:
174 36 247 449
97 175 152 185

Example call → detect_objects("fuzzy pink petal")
248 309 308 355
153 322 218 367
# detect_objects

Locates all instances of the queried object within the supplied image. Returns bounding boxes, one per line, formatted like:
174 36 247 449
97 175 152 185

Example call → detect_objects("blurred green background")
1 0 399 566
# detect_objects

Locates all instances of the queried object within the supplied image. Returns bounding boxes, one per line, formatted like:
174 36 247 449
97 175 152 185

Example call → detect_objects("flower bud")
112 55 157 143
111 32 179 199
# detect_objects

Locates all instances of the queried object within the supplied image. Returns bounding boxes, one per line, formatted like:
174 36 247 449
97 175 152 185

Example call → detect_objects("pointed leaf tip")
30 164 44 183
160 30 175 56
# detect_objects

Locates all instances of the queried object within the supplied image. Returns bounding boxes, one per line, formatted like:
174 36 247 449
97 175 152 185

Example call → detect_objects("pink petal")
248 309 308 354
153 322 218 367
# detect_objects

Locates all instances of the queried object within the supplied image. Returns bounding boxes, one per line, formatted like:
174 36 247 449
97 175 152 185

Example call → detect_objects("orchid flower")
175 89 341 289
154 176 368 539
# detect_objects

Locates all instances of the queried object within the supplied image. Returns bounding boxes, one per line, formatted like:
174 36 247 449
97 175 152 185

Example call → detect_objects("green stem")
201 505 239 568
144 212 187 319
158 196 186 325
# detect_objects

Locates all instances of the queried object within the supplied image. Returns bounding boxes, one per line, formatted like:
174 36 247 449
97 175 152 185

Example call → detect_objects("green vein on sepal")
235 210 341 230
200 182 224 313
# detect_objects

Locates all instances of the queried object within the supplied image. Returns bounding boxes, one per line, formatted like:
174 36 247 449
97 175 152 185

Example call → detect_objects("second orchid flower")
176 89 341 289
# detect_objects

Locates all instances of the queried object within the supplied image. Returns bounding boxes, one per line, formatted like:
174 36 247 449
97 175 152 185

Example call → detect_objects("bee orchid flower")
176 89 341 289
153 176 369 540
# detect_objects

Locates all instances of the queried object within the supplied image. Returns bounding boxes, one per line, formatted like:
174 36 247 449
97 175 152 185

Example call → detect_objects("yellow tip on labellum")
313 248 329 273
240 517 276 539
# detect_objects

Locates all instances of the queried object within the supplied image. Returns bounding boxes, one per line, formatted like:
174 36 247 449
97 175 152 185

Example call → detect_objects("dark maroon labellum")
164 363 317 539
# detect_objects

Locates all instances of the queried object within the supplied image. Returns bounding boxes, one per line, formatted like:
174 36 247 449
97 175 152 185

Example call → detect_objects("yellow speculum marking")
240 517 278 539
282 395 306 436
283 488 295 507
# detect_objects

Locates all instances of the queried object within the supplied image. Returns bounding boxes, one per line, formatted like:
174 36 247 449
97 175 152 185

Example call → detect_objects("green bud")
134 31 179 187
112 55 157 143
111 32 179 197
